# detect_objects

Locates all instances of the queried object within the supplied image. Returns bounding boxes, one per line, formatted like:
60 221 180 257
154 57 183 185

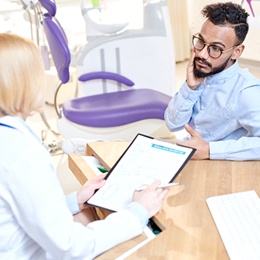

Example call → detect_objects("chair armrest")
78 72 134 86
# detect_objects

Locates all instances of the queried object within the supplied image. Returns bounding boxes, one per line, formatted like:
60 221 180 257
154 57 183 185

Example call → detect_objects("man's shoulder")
235 66 260 90
238 66 260 82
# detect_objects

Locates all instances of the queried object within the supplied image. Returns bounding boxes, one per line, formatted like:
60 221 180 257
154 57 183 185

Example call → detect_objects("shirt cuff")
181 81 204 97
126 202 150 229
65 191 81 215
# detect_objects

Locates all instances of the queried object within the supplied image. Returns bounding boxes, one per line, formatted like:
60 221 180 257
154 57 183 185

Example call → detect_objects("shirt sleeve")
164 81 204 132
210 137 260 160
65 192 81 215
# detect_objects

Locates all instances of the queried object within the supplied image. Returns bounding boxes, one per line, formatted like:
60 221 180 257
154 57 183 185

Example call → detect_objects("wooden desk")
69 142 260 259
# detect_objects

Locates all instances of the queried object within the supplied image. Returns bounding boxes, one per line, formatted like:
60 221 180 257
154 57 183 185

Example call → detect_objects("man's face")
193 55 231 78
193 19 237 78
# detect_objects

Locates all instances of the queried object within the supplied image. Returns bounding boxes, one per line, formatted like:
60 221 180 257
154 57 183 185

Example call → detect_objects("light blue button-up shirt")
165 61 260 160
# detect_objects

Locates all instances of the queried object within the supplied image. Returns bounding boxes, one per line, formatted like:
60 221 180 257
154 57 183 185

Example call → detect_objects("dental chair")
77 0 175 97
42 9 173 142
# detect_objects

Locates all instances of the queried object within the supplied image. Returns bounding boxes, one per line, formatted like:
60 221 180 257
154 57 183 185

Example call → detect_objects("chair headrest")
39 0 56 16
43 15 71 83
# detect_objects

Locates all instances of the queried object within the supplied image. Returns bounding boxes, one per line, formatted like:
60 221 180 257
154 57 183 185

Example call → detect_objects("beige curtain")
167 0 190 62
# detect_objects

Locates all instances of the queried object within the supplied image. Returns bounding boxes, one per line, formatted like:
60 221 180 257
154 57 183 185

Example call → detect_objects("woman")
0 33 168 259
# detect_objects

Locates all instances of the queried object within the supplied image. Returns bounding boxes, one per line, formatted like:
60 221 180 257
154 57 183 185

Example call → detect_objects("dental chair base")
57 117 168 141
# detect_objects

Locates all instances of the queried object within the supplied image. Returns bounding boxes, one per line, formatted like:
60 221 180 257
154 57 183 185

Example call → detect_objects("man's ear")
231 44 245 60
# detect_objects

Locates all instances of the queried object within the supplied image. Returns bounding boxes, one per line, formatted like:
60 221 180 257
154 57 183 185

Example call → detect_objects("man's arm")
164 82 203 132
164 52 204 132
209 137 260 160
178 84 260 161
209 85 260 160
177 124 260 161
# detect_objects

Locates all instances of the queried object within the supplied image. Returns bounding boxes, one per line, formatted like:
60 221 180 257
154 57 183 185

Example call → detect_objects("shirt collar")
0 115 41 143
204 60 239 85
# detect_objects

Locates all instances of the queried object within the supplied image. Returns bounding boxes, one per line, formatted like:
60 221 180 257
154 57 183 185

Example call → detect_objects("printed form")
87 134 194 212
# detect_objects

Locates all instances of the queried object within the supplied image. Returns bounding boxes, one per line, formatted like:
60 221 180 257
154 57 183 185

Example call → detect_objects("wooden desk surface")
68 142 260 259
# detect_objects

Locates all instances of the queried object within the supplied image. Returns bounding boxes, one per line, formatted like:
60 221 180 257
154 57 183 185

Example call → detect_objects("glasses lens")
193 36 204 50
208 45 221 58
192 36 222 58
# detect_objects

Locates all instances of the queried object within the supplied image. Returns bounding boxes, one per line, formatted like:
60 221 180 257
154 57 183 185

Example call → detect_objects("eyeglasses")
192 34 237 59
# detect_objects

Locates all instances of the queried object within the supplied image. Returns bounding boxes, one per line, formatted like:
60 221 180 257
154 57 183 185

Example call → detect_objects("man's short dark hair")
202 2 249 44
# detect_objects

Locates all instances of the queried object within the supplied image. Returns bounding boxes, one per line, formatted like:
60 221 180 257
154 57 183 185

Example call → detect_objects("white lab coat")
0 116 148 259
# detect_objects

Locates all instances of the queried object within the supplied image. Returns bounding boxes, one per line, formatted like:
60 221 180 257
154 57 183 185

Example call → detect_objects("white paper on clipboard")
87 133 195 212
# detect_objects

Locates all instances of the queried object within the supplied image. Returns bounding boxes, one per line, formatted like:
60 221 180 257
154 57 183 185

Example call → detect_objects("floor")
26 59 260 195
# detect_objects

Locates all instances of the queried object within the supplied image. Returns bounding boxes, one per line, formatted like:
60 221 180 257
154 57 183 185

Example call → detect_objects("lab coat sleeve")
86 202 148 258
7 144 148 260
164 81 204 132
209 85 260 160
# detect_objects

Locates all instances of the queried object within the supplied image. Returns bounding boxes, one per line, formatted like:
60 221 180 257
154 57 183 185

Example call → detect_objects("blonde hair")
0 33 45 117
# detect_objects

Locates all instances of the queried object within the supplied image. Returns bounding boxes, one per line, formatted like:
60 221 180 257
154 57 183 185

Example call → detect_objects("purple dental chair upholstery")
38 0 56 16
42 13 172 140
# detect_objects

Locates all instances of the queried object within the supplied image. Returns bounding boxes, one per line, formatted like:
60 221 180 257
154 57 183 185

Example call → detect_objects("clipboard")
87 133 196 212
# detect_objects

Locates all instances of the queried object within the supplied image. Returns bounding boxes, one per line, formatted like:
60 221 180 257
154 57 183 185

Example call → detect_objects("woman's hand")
77 173 106 211
133 180 169 218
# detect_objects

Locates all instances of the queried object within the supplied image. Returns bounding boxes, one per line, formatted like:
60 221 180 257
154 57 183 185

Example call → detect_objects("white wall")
168 0 190 62
1 0 260 62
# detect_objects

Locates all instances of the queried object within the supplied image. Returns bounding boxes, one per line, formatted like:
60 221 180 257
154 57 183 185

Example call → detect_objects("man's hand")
177 124 210 160
186 51 204 90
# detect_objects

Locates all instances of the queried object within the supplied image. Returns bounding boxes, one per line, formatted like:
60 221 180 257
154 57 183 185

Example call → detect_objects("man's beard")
193 55 231 78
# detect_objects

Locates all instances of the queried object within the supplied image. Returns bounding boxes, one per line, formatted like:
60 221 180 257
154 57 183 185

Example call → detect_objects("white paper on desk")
87 133 195 212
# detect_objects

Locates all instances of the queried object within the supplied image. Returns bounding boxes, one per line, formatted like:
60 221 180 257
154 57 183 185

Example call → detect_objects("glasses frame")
192 34 238 59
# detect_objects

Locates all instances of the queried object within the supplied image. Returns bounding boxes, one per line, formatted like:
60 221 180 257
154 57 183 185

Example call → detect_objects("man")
164 2 260 160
